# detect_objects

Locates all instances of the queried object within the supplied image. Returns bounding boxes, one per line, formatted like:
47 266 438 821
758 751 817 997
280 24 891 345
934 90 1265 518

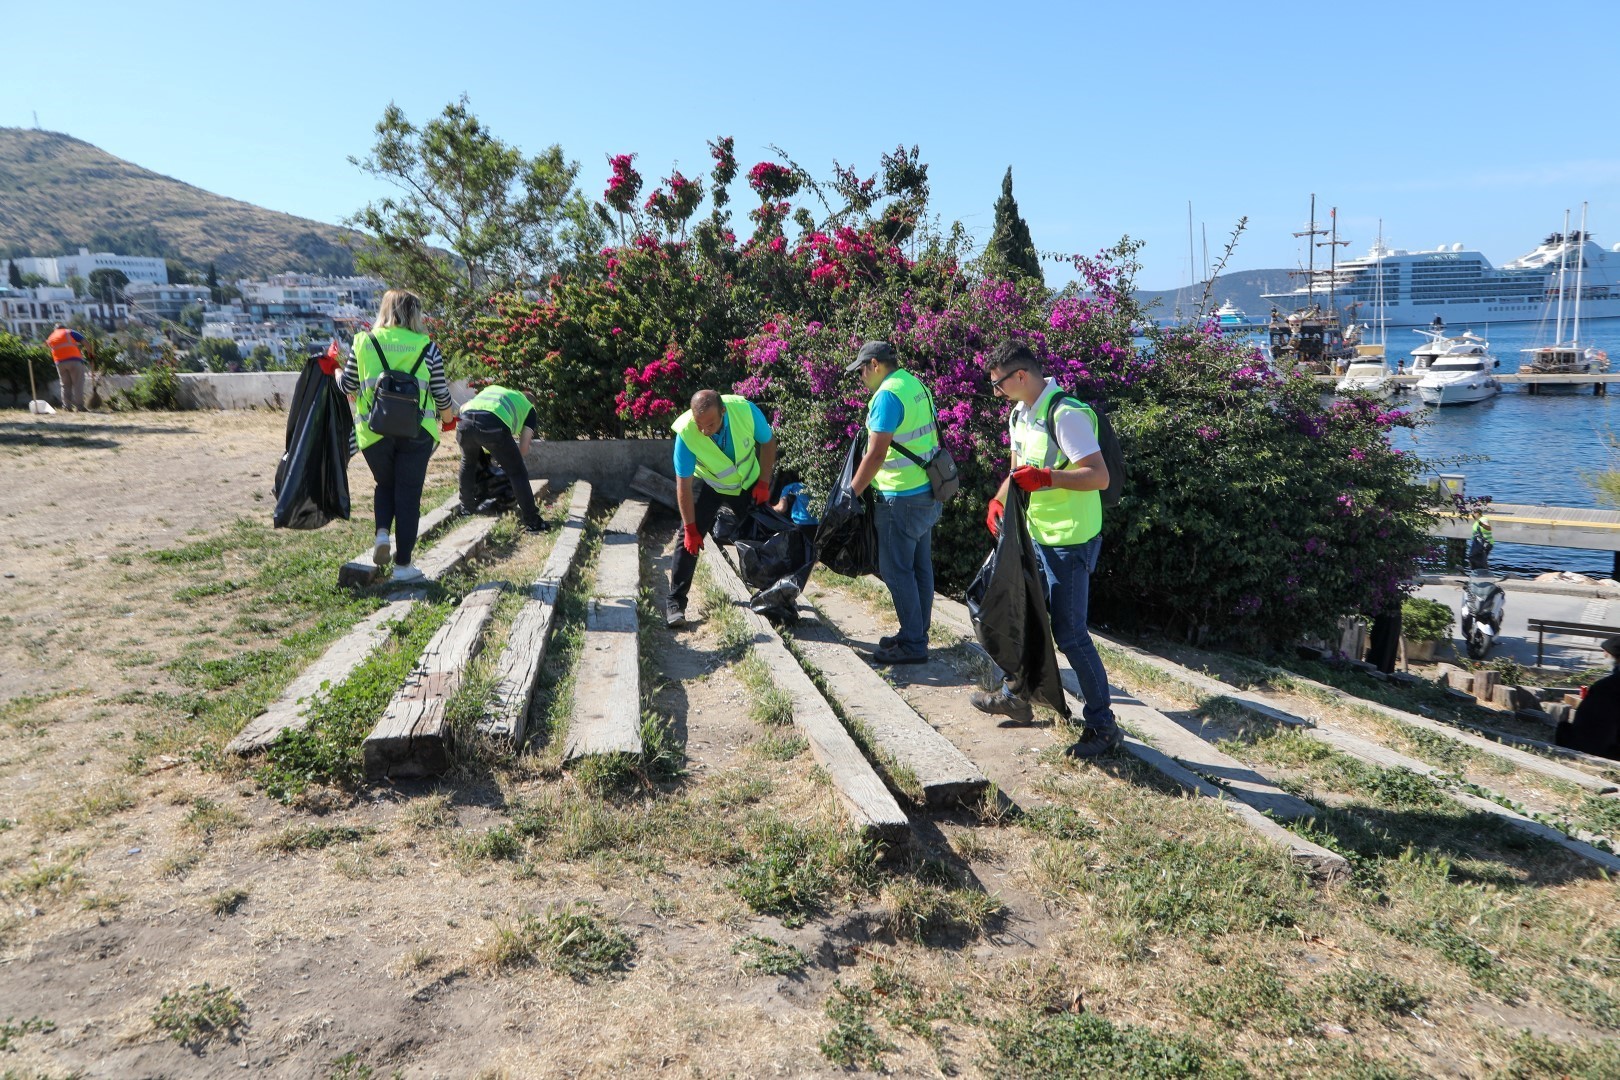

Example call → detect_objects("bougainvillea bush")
450 138 1432 648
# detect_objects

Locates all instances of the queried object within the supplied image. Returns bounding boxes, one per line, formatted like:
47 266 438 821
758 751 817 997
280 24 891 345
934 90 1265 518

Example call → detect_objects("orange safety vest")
46 328 84 364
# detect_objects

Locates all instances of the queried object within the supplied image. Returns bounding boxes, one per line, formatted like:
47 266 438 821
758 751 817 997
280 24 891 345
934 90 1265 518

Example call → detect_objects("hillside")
1134 267 1298 321
0 128 358 277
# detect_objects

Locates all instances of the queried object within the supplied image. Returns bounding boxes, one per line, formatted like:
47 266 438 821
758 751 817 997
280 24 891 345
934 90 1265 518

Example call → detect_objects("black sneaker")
665 602 688 629
869 645 927 666
878 633 899 650
524 519 550 534
1065 726 1123 759
970 687 1035 725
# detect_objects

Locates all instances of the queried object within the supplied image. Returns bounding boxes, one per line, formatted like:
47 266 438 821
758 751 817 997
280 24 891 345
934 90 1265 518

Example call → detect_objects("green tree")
66 274 88 298
0 332 51 396
206 262 220 303
6 261 21 288
165 260 193 285
89 268 129 304
20 271 48 288
192 337 243 372
989 167 1043 284
178 303 205 335
248 344 275 370
347 96 592 311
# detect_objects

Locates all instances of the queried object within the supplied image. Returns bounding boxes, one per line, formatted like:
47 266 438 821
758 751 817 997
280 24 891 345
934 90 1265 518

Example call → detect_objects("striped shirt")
340 337 453 411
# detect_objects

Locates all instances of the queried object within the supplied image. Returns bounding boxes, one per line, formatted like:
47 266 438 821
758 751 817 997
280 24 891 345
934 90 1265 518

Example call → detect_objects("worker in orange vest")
46 323 88 412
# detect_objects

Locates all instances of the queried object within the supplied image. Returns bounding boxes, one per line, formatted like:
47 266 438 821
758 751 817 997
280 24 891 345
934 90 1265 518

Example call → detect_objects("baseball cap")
845 340 895 373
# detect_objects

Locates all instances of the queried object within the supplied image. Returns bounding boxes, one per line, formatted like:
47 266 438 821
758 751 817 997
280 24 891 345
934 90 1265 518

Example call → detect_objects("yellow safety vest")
671 395 761 495
465 385 532 437
354 327 438 450
871 368 939 494
1011 386 1103 547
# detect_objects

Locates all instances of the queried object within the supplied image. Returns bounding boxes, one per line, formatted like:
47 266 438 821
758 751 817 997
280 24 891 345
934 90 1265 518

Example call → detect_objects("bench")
1526 618 1620 667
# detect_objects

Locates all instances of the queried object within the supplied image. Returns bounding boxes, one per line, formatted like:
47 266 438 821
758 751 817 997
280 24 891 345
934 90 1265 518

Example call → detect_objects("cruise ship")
1262 232 1620 328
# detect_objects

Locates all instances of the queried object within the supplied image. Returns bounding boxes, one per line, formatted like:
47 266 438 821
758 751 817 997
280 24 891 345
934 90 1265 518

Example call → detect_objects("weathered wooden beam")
563 500 651 762
630 466 677 512
708 539 909 839
794 635 988 808
362 583 503 780
337 492 462 588
227 598 421 755
483 483 593 745
927 596 1346 872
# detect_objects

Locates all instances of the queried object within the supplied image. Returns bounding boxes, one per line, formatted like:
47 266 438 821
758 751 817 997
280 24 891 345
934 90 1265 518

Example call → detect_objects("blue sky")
9 0 1619 290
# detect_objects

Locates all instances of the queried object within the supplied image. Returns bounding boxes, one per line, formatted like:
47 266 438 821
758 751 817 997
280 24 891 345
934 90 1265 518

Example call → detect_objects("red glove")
751 478 771 505
683 523 703 556
986 498 1004 537
1012 465 1053 492
441 415 459 433
317 340 342 376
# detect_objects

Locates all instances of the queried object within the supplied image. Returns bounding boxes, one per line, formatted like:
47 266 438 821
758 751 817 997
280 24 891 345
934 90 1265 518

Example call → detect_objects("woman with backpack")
338 289 456 583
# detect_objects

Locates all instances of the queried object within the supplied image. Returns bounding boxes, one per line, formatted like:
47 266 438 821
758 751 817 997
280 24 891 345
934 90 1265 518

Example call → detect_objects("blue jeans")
1034 536 1117 733
873 491 942 653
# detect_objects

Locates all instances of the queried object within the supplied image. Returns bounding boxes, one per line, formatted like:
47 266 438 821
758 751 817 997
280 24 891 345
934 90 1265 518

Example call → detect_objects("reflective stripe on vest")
465 385 530 437
1010 388 1102 546
47 330 84 364
671 395 761 495
871 368 938 494
354 327 438 450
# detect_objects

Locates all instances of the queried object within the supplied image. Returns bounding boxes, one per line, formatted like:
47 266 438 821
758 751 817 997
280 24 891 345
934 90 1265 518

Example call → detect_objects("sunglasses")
990 369 1020 394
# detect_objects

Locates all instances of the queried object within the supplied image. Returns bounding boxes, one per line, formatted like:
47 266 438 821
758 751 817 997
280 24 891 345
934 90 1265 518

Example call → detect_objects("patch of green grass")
1496 1030 1620 1079
725 816 877 928
255 603 447 801
455 826 522 863
732 934 808 977
1381 915 1520 997
880 878 1006 942
820 981 897 1071
183 797 247 842
151 983 244 1045
326 1051 378 1079
5 851 85 900
1549 975 1620 1030
1320 966 1428 1025
988 1010 1244 1079
532 903 635 981
1573 795 1620 839
208 887 248 917
0 1016 55 1051
750 730 807 760
261 824 375 852
1181 957 1316 1037
1020 804 1099 842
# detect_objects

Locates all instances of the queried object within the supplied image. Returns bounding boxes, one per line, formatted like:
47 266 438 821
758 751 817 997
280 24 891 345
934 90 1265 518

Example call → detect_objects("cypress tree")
990 167 1043 284
7 260 21 289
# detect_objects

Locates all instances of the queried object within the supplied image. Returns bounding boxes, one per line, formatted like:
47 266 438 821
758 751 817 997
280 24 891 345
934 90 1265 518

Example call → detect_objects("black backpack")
364 333 430 439
1044 393 1127 508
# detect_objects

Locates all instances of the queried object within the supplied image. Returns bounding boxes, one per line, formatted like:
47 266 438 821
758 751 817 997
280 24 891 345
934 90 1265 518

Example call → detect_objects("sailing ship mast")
1555 208 1569 344
1291 194 1329 308
1573 201 1587 345
1318 206 1349 320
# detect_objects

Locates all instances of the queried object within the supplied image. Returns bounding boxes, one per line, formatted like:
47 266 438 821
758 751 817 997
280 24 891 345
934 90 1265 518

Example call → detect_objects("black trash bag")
964 489 1071 719
815 433 879 578
733 504 815 625
464 450 517 515
273 356 354 530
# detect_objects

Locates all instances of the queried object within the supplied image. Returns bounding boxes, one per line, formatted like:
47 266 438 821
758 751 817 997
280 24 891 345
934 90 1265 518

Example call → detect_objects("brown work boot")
970 686 1034 726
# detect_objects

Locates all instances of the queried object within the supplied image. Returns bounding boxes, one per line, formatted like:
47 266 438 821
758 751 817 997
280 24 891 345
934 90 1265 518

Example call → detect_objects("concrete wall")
5 372 487 411
523 439 675 500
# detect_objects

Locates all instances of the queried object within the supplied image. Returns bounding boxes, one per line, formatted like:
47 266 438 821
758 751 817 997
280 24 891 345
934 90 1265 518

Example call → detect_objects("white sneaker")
373 530 391 567
391 563 425 584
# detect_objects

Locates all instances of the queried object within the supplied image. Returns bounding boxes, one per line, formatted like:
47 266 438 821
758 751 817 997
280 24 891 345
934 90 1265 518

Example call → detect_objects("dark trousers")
668 483 753 608
457 412 541 529
361 429 436 565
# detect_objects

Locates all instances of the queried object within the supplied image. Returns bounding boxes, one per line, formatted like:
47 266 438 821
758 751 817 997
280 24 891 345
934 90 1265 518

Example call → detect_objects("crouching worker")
665 389 775 628
456 384 547 533
973 341 1121 759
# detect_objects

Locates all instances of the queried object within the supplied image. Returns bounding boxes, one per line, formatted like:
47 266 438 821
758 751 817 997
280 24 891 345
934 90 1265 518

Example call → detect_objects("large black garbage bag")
814 434 879 578
273 357 354 529
464 451 516 515
732 504 815 625
964 489 1071 719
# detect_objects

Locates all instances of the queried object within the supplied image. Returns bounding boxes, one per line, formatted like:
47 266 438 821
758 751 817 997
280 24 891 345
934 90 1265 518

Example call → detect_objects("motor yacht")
1415 336 1501 405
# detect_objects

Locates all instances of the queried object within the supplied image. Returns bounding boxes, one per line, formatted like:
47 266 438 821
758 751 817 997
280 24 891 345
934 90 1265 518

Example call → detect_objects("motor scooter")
1460 533 1506 660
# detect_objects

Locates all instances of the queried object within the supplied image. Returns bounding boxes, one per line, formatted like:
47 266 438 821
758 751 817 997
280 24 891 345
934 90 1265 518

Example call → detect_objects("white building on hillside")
125 281 210 326
10 249 168 286
0 286 129 338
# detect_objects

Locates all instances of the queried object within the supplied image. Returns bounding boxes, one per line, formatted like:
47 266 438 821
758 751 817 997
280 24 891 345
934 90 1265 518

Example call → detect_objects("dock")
1314 373 1616 394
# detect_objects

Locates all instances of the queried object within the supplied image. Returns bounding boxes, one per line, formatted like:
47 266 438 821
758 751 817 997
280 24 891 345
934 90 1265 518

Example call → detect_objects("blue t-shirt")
673 401 773 479
866 388 930 497
779 482 819 526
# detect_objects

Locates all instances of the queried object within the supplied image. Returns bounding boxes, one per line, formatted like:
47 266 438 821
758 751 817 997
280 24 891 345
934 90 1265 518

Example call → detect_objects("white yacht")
1263 225 1620 327
1336 358 1399 399
1415 336 1501 405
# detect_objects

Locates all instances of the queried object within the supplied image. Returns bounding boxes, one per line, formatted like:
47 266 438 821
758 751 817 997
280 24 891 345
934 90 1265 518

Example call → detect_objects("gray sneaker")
665 602 687 629
1065 725 1123 759
970 687 1034 726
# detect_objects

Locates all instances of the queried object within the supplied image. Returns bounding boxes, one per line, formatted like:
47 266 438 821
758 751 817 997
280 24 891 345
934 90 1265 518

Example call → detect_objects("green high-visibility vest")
671 395 761 495
1011 386 1103 547
464 385 533 437
354 326 438 450
870 368 939 494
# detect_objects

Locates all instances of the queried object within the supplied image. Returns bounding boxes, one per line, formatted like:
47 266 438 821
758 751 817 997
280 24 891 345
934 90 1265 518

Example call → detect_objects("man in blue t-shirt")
666 389 776 627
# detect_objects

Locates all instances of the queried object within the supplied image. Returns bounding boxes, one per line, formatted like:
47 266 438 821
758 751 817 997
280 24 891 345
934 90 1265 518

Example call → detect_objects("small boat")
1415 336 1501 405
1336 359 1399 399
1214 299 1262 331
1408 321 1487 374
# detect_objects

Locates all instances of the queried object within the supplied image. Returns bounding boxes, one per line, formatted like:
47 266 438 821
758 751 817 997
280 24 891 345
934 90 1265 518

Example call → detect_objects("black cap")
846 340 895 373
